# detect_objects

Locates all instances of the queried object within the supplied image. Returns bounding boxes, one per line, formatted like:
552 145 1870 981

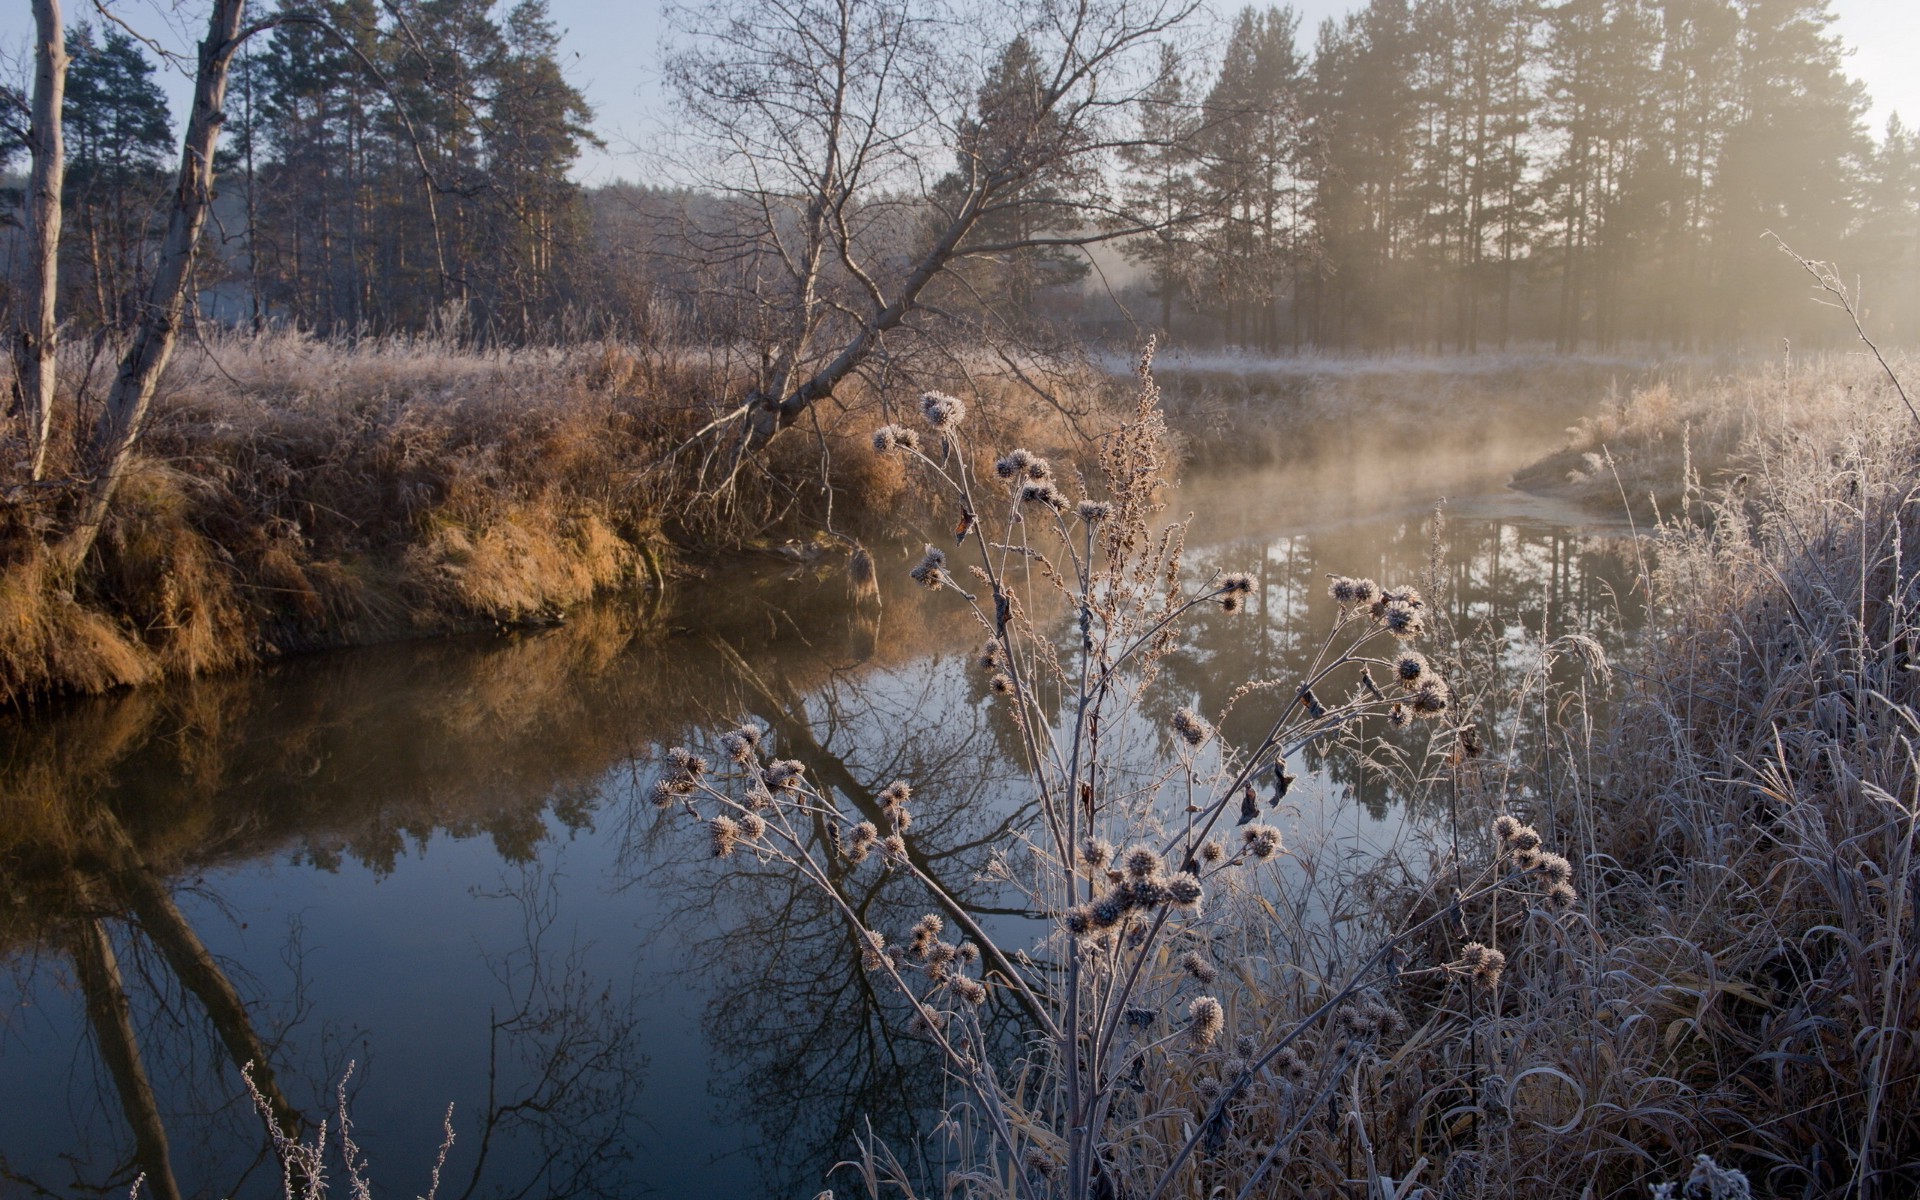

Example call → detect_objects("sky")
3 0 1917 185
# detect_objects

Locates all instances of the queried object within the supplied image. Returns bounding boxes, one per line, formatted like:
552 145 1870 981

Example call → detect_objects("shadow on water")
0 434 1646 1198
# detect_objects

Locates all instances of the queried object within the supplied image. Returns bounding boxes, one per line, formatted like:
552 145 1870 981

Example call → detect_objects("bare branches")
1770 233 1919 435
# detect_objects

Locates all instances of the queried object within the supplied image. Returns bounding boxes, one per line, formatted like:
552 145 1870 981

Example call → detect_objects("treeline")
5 0 1916 352
2 0 595 342
1129 0 1916 352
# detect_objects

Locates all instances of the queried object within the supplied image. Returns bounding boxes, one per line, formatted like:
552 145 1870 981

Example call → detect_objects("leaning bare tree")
660 0 1203 482
56 0 252 572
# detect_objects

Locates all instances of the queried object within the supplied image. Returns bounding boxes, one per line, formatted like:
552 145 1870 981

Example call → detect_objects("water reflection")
0 467 1642 1198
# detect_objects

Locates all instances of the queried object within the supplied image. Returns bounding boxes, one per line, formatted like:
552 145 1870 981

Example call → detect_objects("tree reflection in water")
0 499 1643 1197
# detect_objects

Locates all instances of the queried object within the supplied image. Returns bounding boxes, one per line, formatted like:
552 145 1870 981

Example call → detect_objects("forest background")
4 0 1917 355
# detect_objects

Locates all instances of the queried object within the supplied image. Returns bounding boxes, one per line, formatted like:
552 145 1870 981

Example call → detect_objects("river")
0 379 1649 1199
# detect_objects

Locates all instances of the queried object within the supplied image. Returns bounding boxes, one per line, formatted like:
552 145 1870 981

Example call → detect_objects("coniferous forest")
5 0 1914 352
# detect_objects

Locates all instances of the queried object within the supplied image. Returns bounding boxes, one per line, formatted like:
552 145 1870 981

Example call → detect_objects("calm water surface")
0 412 1643 1199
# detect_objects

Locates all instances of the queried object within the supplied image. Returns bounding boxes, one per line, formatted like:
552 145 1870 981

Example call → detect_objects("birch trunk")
72 910 185 1200
11 0 67 481
59 0 248 573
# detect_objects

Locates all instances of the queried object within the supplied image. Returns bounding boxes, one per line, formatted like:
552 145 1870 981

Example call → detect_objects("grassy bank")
0 332 1099 707
1509 352 1908 522
1446 354 1920 1193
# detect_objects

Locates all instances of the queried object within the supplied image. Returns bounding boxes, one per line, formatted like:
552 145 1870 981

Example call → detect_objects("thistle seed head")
1276 1046 1308 1082
1124 846 1163 880
1090 895 1126 929
909 545 947 589
1188 996 1224 1050
737 812 767 840
880 779 912 805
978 639 1004 671
994 448 1034 479
1380 599 1425 639
1394 650 1428 685
1200 840 1226 864
1077 499 1111 523
1534 851 1574 885
872 424 921 453
1180 950 1218 984
665 746 708 777
1166 872 1204 910
1458 942 1506 988
651 777 691 807
1125 877 1169 908
919 390 966 430
1083 838 1114 869
1410 677 1451 717
764 759 807 790
1242 824 1283 860
1329 576 1381 605
710 816 741 859
1020 481 1066 510
1171 706 1212 747
989 673 1015 696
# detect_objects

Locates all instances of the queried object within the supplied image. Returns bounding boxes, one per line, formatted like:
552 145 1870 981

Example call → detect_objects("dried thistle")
1457 942 1506 988
1188 996 1224 1050
872 424 922 453
1171 706 1212 747
919 391 966 430
909 545 948 589
1180 951 1218 984
1166 872 1203 911
1242 824 1284 860
1123 846 1163 880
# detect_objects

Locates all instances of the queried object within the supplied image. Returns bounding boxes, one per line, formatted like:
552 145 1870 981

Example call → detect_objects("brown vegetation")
0 331 1100 707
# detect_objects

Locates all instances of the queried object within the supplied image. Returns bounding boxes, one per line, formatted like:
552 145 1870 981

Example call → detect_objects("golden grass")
0 331 1106 706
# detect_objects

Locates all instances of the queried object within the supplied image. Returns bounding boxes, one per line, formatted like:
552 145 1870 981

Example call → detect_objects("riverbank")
1508 351 1908 522
0 332 1103 707
0 335 1657 710
1480 350 1920 1192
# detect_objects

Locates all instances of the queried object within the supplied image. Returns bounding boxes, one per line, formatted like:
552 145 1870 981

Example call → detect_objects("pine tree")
478 0 597 336
61 23 173 330
1119 44 1203 337
1709 0 1866 342
1197 6 1312 350
950 35 1094 316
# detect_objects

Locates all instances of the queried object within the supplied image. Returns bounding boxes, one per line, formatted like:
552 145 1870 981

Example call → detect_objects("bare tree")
58 0 251 572
10 0 68 481
661 0 1202 477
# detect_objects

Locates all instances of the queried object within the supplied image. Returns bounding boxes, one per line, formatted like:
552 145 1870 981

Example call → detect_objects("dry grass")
1510 353 1909 523
0 331 1106 706
681 350 1920 1200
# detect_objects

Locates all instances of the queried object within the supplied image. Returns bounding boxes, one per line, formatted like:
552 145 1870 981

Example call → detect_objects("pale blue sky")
4 0 1916 184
